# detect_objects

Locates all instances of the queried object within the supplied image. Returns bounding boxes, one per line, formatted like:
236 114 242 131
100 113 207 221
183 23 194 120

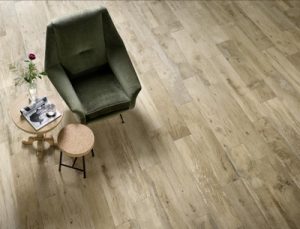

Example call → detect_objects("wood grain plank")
238 1 299 56
0 1 299 228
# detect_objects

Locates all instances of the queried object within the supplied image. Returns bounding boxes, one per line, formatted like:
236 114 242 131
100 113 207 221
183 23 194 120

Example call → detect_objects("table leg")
44 134 55 146
22 136 37 145
22 133 56 155
36 133 45 156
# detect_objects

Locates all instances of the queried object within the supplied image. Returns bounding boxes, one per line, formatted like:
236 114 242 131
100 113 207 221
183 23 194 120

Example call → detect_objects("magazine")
20 97 62 130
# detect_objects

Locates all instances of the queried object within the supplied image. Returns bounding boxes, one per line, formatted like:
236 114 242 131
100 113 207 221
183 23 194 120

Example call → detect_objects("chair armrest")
107 46 141 107
102 8 141 107
46 65 86 123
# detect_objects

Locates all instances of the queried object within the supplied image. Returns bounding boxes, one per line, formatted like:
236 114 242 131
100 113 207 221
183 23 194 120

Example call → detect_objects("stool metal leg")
82 156 86 178
91 148 95 157
72 158 78 167
59 151 62 172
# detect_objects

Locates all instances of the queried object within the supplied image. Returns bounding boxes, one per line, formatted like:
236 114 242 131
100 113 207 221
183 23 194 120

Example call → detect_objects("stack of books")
20 97 62 130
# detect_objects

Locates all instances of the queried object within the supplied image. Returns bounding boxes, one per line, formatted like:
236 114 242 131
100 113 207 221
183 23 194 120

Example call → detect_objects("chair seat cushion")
71 65 130 121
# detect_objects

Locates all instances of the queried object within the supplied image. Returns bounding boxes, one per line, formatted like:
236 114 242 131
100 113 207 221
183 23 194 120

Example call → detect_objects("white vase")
28 81 37 103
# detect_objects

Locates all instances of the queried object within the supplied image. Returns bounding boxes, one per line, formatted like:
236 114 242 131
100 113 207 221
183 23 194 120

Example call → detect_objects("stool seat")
57 124 95 178
57 123 94 157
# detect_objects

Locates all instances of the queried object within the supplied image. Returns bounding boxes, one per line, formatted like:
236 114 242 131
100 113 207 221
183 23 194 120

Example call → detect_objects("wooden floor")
1 1 300 228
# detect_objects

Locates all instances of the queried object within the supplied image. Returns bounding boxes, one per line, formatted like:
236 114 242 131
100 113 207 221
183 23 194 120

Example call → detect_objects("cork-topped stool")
57 124 95 178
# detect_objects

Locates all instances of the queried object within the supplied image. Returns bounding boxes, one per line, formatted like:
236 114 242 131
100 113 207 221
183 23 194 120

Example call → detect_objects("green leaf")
24 60 30 62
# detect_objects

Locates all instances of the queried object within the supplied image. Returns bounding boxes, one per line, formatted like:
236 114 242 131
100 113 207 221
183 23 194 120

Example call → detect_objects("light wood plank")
0 1 300 228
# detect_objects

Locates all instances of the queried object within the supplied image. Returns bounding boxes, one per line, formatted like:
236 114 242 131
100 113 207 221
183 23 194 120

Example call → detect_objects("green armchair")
45 7 141 123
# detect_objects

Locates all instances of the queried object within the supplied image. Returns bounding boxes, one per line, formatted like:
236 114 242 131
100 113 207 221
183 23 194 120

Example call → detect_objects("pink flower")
28 53 36 60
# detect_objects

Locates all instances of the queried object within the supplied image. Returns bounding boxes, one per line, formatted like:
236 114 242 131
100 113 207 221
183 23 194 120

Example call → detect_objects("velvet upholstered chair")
45 7 141 123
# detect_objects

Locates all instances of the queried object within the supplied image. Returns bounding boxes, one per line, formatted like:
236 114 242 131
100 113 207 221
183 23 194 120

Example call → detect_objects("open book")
20 97 62 130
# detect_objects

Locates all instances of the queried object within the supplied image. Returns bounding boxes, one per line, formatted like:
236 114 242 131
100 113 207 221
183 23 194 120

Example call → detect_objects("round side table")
57 124 95 178
9 94 63 156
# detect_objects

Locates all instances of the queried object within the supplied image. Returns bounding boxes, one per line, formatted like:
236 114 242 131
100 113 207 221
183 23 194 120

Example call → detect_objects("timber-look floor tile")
0 1 300 228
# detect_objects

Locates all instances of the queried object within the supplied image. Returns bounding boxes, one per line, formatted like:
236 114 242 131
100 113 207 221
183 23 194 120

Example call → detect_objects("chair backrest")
51 8 107 78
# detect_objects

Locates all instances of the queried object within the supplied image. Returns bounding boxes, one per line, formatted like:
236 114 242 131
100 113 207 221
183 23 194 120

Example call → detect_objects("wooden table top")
9 94 64 134
57 123 94 157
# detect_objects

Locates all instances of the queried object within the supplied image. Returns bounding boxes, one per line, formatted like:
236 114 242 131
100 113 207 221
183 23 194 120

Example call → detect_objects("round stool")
57 124 95 178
